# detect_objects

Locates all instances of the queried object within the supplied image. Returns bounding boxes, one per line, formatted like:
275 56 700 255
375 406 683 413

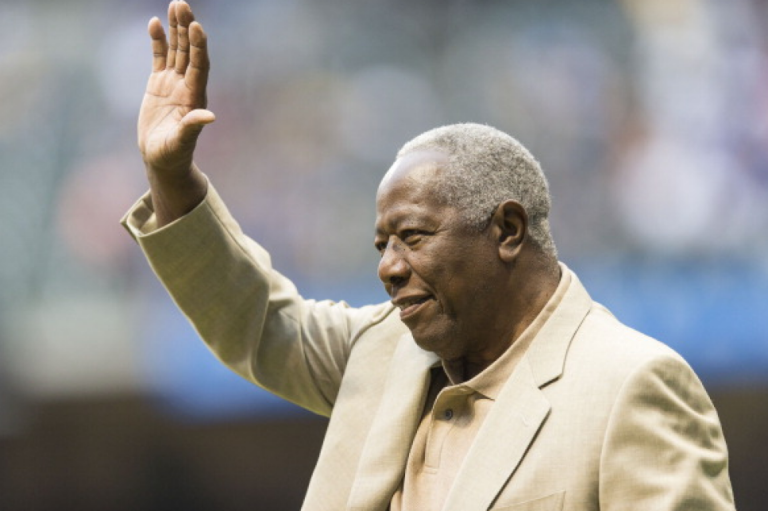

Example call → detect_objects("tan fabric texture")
122 184 736 511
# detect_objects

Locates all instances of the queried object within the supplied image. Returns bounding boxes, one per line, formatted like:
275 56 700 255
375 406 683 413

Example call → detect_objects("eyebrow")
375 211 435 236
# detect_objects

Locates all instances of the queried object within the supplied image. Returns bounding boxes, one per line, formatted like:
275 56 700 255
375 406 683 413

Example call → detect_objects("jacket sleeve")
121 184 393 417
599 352 736 510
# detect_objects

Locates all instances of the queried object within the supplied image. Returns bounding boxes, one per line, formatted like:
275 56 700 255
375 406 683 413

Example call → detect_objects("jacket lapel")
443 359 550 511
444 268 594 511
346 334 439 511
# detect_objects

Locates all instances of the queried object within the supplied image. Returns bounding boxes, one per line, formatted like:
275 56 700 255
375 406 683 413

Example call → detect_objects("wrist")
147 162 208 227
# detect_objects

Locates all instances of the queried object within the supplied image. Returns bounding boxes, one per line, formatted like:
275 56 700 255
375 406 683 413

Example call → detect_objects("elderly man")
123 2 735 510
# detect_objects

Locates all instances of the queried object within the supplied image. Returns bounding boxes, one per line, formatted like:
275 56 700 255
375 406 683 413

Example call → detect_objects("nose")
377 239 409 290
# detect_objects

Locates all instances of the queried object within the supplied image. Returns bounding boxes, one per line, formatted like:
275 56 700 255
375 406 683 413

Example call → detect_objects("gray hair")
397 123 557 258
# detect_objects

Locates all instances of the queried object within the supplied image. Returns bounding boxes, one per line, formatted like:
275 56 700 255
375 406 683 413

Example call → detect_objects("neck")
443 357 502 382
450 258 561 381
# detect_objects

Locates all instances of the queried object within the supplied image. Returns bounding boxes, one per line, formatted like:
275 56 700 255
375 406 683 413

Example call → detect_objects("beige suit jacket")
123 185 735 511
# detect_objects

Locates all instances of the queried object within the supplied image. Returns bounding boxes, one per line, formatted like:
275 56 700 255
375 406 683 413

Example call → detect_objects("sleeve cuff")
120 178 215 240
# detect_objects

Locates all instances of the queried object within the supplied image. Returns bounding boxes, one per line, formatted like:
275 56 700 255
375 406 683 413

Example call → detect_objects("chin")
411 334 456 359
408 319 462 358
411 333 441 354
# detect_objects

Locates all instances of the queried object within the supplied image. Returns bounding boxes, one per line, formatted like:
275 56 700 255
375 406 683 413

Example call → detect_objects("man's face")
374 150 504 361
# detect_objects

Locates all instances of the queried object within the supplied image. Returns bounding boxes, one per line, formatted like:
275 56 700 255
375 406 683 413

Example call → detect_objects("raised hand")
138 1 213 225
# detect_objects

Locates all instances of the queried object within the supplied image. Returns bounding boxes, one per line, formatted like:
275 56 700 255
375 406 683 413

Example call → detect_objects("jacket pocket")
489 490 565 511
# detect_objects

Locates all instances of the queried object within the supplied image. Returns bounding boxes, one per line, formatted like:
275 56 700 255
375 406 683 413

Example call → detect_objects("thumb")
178 109 216 140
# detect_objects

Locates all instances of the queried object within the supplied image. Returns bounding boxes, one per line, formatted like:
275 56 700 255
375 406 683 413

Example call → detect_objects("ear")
489 200 528 263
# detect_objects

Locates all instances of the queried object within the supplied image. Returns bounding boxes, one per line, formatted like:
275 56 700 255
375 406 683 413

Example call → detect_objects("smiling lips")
392 294 433 320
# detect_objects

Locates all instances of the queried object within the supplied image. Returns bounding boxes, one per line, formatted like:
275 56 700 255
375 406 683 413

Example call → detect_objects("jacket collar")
444 266 593 511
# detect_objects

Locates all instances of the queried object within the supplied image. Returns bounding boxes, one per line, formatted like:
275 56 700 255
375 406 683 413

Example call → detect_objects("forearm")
122 184 366 415
146 162 208 227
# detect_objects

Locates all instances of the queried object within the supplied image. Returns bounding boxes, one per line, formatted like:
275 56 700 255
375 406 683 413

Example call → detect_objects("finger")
166 1 177 70
174 1 195 74
186 22 209 107
148 17 168 72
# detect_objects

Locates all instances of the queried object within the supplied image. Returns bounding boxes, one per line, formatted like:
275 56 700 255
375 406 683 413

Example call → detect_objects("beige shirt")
389 270 572 511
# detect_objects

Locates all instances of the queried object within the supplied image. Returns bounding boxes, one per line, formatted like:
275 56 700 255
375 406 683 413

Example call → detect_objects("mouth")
393 294 433 320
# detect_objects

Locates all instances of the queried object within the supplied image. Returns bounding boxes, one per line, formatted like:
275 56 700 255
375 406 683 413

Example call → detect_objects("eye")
374 239 387 254
400 229 424 245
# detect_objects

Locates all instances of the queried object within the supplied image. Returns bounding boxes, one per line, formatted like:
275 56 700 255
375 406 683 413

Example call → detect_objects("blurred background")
0 0 766 509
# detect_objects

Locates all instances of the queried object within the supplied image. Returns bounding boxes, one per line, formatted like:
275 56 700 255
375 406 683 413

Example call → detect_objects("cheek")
430 258 471 305
445 252 498 302
415 240 494 299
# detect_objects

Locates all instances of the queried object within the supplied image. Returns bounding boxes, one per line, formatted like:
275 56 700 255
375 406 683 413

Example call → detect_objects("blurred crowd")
0 0 767 424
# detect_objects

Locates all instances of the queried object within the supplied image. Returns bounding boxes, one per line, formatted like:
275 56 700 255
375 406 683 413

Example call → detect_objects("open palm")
138 1 214 175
